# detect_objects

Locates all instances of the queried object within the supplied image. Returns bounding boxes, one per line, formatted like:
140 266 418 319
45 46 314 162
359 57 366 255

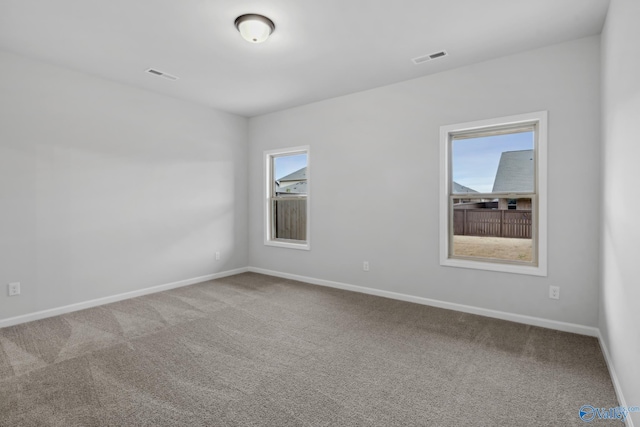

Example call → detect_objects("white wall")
601 0 640 422
249 36 601 327
0 50 248 322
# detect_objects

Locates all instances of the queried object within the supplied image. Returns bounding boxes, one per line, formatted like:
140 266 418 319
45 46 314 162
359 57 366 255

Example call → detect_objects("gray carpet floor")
0 273 618 426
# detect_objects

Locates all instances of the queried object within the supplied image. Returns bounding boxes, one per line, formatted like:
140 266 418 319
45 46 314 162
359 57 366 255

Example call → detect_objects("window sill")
440 257 547 276
264 239 310 251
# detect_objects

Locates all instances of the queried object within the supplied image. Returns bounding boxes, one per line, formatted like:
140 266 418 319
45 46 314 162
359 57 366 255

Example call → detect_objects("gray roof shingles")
278 167 306 182
453 181 479 194
492 149 534 193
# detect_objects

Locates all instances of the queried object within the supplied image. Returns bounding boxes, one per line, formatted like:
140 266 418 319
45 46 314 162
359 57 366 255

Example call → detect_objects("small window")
264 146 310 250
440 112 547 276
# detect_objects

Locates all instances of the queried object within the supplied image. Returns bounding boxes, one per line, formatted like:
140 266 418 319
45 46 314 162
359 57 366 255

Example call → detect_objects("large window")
264 146 310 250
439 112 547 276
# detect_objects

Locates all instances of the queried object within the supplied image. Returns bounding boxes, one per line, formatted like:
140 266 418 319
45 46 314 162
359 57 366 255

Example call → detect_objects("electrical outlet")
8 282 20 296
363 261 369 272
215 251 220 261
549 286 560 300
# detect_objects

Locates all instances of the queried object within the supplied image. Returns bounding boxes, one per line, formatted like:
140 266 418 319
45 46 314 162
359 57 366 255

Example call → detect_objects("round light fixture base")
235 14 275 44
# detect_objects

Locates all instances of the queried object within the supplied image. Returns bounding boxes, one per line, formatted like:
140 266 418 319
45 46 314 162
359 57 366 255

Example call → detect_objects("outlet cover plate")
8 282 21 296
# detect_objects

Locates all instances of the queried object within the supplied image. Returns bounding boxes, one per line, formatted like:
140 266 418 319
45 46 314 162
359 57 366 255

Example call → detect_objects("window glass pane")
272 198 307 240
274 153 307 196
452 131 534 194
452 197 533 262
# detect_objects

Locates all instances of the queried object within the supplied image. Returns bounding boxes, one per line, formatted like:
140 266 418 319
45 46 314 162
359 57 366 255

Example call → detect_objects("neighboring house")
276 167 307 195
492 149 534 210
453 151 533 238
452 181 480 205
453 181 478 194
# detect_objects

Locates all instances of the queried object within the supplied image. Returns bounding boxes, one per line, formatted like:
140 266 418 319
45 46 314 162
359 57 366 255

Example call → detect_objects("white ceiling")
0 0 610 117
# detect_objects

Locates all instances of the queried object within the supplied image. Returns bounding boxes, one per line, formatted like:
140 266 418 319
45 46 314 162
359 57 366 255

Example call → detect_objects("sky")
452 131 533 193
274 153 307 180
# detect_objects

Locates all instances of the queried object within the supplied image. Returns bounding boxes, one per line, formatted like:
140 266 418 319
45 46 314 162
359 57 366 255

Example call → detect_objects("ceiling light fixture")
234 14 275 43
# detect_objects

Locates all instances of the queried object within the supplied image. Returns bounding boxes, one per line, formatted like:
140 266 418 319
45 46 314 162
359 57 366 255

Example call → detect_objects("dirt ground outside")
453 235 532 262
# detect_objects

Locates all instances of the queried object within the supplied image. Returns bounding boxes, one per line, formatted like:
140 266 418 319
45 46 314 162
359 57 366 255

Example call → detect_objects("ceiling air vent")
412 50 448 65
145 68 179 81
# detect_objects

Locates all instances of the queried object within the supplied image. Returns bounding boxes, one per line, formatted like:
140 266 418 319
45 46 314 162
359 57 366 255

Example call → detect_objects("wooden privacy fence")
274 198 307 240
454 209 532 239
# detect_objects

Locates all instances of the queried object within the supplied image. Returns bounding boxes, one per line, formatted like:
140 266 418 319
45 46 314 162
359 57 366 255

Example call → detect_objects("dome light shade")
235 14 275 43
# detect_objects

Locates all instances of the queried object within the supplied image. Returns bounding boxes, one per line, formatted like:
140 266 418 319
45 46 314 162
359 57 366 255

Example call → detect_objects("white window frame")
264 146 311 250
439 111 547 276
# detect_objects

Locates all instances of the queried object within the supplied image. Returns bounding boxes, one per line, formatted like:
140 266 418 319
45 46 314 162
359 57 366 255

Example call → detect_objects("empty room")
1 0 638 425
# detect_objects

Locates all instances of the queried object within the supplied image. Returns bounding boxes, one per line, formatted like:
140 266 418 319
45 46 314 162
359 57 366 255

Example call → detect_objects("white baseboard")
247 266 599 337
598 331 636 427
0 267 248 329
